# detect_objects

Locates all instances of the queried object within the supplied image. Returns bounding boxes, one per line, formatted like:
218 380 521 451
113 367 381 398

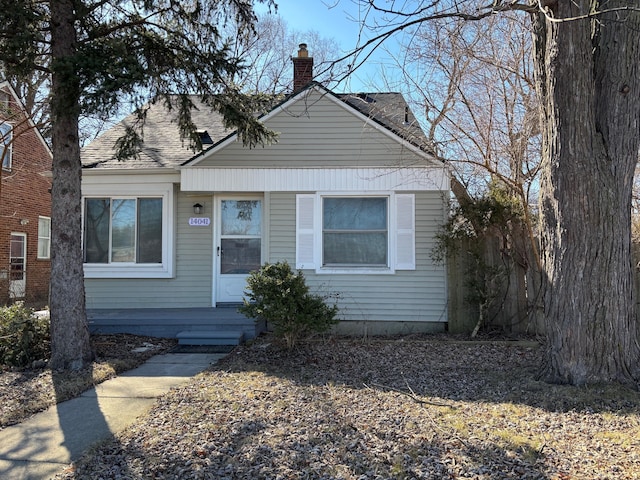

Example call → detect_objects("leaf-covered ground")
0 334 176 429
56 336 640 479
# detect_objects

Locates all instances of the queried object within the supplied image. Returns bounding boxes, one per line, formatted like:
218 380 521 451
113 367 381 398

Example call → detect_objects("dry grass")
56 335 640 479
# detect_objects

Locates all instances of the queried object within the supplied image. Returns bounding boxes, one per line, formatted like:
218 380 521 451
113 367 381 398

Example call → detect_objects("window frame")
1 122 12 171
321 195 390 268
0 91 9 112
37 216 51 259
82 183 174 278
296 192 416 275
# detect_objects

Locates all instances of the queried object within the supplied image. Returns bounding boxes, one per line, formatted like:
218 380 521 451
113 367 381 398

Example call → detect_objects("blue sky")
256 0 405 93
261 0 363 45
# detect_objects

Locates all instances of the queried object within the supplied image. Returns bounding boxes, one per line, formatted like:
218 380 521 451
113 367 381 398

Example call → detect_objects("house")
81 45 450 342
0 82 53 306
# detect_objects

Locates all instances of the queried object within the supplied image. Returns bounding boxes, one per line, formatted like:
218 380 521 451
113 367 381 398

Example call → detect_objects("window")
296 193 416 274
0 91 9 113
323 197 388 266
38 217 51 259
1 122 12 170
84 197 162 264
82 183 174 278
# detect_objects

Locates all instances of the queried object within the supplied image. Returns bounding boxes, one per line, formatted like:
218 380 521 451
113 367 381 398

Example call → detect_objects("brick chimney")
292 43 314 92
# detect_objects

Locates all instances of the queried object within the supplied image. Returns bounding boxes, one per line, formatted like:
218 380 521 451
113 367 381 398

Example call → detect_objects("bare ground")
44 334 640 480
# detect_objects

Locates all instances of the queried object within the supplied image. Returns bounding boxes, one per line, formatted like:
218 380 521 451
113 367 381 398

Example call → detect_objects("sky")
255 0 406 93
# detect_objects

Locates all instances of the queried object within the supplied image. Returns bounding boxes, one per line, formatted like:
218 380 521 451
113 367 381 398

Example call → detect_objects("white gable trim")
312 90 439 164
0 81 52 159
183 84 439 168
184 88 317 166
181 167 449 192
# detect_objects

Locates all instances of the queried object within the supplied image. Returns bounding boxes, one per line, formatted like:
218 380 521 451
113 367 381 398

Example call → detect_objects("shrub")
0 302 50 368
240 261 339 348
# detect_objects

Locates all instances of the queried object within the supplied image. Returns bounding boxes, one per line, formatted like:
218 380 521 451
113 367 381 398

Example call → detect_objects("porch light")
193 203 204 215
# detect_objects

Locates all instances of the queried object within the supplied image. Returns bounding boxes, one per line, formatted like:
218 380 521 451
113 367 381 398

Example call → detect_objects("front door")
215 197 263 303
9 233 26 299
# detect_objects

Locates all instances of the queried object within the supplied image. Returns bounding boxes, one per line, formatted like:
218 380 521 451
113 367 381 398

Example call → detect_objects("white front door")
215 197 263 303
9 233 26 299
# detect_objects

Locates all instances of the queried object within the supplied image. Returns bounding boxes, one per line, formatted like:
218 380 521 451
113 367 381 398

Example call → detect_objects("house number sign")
188 217 211 226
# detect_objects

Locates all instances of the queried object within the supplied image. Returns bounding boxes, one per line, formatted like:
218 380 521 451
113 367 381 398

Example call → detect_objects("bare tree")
378 13 541 333
343 0 640 386
226 13 346 94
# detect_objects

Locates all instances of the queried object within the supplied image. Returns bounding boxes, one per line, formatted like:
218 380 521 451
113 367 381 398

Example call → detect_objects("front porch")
87 306 264 345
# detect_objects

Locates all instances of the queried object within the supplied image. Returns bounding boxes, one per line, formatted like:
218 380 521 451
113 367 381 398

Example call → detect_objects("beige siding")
197 91 429 169
85 191 214 308
266 192 447 323
83 90 448 322
268 193 296 264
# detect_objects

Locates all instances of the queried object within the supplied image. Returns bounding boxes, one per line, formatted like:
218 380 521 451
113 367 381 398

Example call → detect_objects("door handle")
217 246 222 256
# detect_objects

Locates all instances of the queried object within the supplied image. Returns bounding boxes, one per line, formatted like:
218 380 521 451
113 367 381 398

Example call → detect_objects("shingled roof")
81 83 433 170
337 91 431 154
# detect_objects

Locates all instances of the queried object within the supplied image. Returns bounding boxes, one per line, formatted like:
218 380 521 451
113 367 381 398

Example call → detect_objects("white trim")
82 170 179 185
313 88 437 162
82 182 175 278
0 82 52 159
295 194 316 269
9 232 27 298
181 167 449 192
1 122 12 170
394 194 416 270
186 89 308 162
37 216 51 259
214 195 265 303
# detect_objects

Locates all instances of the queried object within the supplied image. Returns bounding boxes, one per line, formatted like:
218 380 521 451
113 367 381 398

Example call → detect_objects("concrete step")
176 330 244 346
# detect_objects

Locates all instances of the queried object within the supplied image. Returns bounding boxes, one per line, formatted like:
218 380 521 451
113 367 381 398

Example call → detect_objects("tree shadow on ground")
53 336 638 479
220 336 639 415
62 415 553 479
50 367 133 479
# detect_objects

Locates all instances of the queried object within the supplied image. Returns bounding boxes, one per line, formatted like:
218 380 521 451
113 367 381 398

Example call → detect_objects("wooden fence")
447 223 544 335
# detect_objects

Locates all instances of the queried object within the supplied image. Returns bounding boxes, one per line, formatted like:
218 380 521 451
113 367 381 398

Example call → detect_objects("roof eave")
82 166 180 176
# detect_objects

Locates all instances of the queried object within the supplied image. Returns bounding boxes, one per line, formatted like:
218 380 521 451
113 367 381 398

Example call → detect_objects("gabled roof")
0 81 53 158
81 82 434 170
337 91 431 154
81 97 234 170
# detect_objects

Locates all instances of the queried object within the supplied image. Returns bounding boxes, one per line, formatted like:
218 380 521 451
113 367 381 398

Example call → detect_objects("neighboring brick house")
0 81 52 306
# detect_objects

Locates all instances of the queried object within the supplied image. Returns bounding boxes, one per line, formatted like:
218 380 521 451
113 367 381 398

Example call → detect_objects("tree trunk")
532 1 640 385
48 0 93 370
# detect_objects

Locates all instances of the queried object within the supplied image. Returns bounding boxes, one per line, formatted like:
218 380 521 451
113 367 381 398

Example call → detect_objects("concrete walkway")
0 353 225 480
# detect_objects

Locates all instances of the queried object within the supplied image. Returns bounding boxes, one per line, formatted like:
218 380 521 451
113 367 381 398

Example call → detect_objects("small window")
84 197 162 264
1 122 12 170
322 197 388 267
0 91 9 112
37 217 51 259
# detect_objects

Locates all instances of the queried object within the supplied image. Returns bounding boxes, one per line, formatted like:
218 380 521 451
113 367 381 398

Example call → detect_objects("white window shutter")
395 194 415 270
296 194 316 269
